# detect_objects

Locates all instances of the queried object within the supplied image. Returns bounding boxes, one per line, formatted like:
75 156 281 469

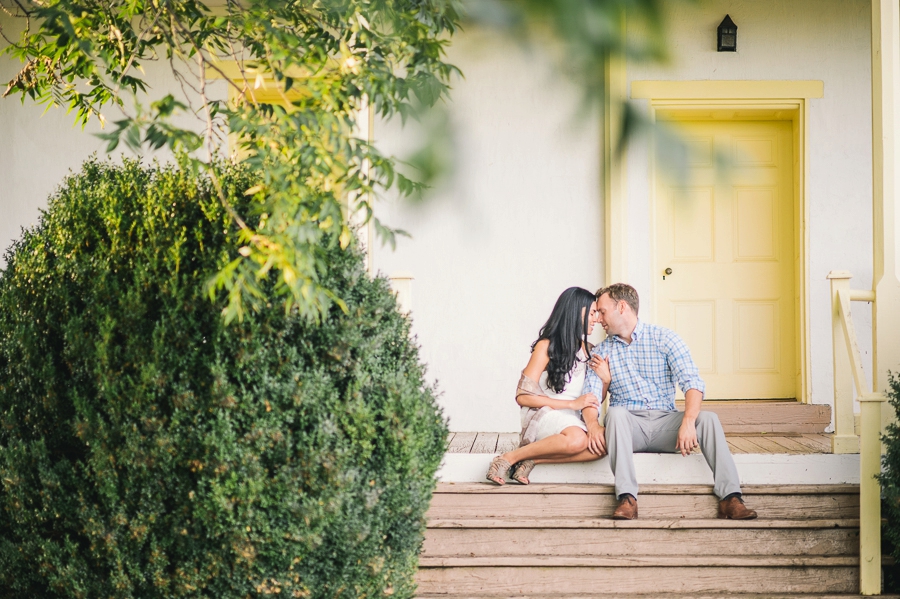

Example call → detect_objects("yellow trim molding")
632 80 823 100
633 80 819 404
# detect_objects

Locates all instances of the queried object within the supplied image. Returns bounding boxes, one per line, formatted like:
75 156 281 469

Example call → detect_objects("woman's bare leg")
499 427 591 464
503 430 605 484
534 449 603 464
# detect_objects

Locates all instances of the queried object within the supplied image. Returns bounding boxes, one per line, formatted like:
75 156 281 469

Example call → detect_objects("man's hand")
586 423 607 456
676 418 699 456
589 354 612 386
571 393 600 412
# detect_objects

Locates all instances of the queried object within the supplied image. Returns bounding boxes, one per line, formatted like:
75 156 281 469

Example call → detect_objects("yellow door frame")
630 80 823 403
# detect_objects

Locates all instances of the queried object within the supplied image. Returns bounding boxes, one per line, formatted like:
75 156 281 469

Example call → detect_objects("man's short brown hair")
596 283 639 315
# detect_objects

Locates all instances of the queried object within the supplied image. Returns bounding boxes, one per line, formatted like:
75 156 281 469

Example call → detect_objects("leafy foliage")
882 372 900 590
0 0 685 322
0 158 447 598
1 0 460 321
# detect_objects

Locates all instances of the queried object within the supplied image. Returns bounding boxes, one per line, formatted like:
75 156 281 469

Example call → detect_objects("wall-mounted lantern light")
717 15 737 52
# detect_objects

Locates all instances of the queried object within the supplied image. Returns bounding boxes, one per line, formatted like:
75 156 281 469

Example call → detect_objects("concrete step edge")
434 483 860 495
438 453 861 485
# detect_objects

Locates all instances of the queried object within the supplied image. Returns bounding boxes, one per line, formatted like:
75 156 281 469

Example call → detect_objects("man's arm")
665 332 706 400
665 331 706 456
580 406 606 455
676 388 702 456
581 349 610 456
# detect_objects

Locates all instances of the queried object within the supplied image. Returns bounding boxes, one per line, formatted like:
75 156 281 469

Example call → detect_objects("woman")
486 286 606 485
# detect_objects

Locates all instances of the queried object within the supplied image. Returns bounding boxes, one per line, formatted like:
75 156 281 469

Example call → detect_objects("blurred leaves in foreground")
1 0 685 320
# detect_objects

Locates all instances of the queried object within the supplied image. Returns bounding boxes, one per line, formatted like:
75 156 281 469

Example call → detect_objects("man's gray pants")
604 406 742 500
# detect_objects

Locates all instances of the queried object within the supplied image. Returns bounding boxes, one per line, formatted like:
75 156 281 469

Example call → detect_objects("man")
580 283 757 521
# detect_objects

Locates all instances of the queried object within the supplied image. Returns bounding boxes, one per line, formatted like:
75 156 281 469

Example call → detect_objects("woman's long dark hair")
532 287 596 394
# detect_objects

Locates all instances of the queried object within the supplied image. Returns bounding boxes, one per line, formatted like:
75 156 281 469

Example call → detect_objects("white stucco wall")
373 1 876 432
625 0 874 415
0 20 226 265
0 72 104 262
371 31 604 432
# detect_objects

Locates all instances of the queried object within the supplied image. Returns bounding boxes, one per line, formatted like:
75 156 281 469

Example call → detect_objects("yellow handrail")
828 272 863 454
835 287 870 399
826 270 887 595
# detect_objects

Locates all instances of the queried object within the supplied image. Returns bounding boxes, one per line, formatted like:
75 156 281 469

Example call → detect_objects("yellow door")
656 120 796 399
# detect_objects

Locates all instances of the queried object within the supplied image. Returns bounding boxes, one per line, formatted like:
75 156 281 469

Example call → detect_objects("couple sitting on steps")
485 283 758 521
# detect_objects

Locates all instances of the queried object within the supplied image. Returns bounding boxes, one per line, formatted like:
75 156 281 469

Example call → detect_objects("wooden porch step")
416 564 859 595
417 595 900 599
675 401 831 433
428 484 859 520
421 555 862 567
418 483 881 596
428 517 859 529
424 525 858 557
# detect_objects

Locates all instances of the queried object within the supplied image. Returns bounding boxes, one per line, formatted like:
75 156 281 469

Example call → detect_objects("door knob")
664 267 673 275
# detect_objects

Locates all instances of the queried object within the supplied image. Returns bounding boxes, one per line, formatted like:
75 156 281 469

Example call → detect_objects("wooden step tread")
417 595 900 599
434 483 860 495
428 518 859 529
420 555 863 568
676 401 831 433
416 564 859 594
423 527 860 558
429 492 858 521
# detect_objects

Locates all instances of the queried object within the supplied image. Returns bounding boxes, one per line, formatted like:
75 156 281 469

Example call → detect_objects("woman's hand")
571 393 600 412
589 354 612 386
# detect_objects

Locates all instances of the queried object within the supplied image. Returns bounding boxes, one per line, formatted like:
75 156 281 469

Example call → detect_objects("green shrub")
0 158 447 598
881 371 900 590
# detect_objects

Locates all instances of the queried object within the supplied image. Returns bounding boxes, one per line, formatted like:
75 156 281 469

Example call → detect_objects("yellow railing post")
827 271 859 454
860 391 887 595
827 270 884 593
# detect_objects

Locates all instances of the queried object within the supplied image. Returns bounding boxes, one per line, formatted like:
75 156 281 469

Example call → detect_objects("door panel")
656 121 795 399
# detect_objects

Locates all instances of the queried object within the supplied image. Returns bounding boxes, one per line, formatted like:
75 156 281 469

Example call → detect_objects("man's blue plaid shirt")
582 320 705 411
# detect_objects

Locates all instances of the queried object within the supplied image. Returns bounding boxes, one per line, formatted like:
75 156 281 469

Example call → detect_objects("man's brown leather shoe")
718 495 758 520
612 494 638 520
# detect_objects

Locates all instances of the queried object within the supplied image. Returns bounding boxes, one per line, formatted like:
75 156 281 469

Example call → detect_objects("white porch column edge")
604 51 627 286
872 0 900 402
868 1 899 594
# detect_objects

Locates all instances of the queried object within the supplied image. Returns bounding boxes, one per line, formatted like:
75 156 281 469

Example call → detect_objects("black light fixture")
717 15 737 52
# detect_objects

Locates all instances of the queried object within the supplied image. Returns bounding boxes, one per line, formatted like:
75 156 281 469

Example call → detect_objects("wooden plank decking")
418 483 886 597
447 431 834 455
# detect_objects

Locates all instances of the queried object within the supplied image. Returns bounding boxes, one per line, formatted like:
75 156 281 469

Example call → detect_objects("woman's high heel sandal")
485 456 512 485
510 460 535 485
